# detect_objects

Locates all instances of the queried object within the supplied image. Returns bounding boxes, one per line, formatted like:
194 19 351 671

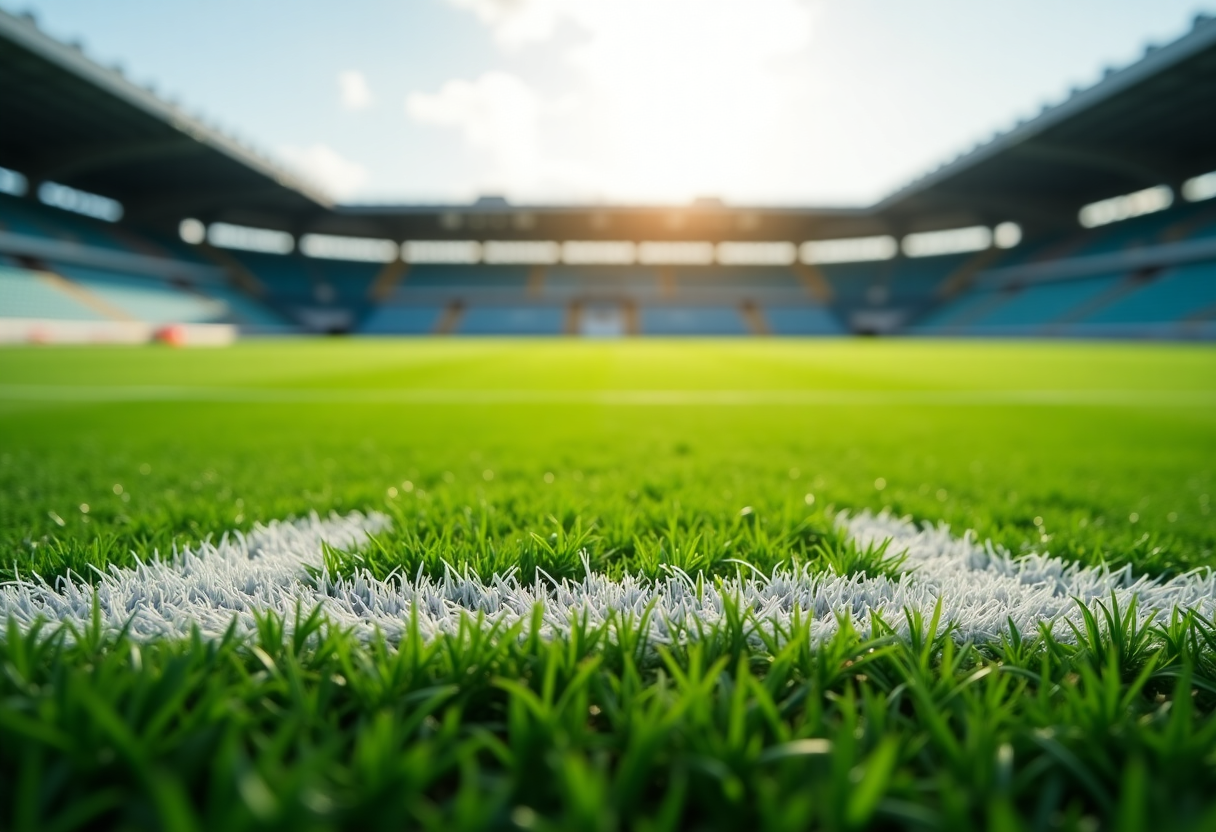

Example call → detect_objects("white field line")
2 384 1214 407
2 511 1215 646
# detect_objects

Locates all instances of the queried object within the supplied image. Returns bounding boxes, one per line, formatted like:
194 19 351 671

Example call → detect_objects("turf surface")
1 339 1215 830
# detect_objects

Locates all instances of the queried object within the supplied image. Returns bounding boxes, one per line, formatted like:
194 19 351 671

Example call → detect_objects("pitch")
1 339 1215 830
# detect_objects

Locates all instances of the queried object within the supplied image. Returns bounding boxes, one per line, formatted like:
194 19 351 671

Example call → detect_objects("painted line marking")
3 510 1213 645
2 385 1213 407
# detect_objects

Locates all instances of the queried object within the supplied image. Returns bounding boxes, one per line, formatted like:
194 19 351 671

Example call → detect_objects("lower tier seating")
457 305 565 335
640 306 747 335
359 305 444 335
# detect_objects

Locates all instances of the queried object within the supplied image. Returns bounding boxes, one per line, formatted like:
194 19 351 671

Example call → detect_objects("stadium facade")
1 9 1215 340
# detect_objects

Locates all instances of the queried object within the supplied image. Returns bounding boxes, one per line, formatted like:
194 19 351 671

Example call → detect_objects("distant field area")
2 339 1213 578
2 339 1216 830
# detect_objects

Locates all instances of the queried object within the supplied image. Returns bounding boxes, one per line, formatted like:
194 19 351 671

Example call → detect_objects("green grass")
1 338 1216 830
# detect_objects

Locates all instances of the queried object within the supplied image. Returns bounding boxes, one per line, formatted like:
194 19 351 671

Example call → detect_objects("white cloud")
276 143 369 200
421 0 819 202
406 71 547 194
338 70 373 110
448 0 561 47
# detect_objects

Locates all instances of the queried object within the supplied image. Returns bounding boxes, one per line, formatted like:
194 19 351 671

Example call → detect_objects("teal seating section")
966 275 1123 327
640 306 747 335
0 265 102 320
52 264 227 324
406 266 530 291
360 305 443 334
765 306 846 335
458 305 564 335
1084 263 1216 324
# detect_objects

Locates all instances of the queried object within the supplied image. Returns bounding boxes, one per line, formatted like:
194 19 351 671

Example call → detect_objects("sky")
5 0 1214 206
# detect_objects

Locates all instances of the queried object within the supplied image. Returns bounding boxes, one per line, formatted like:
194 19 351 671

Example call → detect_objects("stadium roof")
0 10 331 227
877 13 1216 232
2 8 1215 241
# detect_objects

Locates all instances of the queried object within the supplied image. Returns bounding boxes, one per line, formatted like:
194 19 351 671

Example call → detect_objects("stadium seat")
1082 262 1216 324
544 267 659 298
0 193 136 255
0 264 104 320
405 265 530 291
639 306 748 335
675 267 801 292
964 275 1124 329
359 305 444 334
49 263 229 324
764 306 847 335
193 282 294 331
457 305 565 335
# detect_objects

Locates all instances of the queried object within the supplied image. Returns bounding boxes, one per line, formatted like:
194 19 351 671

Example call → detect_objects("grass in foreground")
1 339 1216 830
3 601 1216 831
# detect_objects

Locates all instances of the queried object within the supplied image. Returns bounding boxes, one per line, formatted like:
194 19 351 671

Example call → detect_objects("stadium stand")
765 306 848 336
2 8 1216 339
457 305 565 336
399 265 531 297
1078 263 1216 332
544 267 659 299
359 304 444 335
910 194 1216 338
640 306 749 336
50 264 228 325
0 264 103 320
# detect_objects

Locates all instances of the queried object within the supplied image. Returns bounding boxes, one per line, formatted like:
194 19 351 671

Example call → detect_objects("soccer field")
2 339 1215 830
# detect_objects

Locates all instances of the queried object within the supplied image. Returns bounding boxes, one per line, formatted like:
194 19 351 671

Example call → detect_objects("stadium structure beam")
884 192 1081 232
1012 142 1180 191
121 188 329 227
22 138 207 183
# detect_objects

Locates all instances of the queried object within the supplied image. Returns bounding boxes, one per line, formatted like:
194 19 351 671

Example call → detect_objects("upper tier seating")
674 267 801 296
0 193 132 254
544 267 658 297
819 253 973 309
403 266 530 293
192 282 294 330
227 251 380 306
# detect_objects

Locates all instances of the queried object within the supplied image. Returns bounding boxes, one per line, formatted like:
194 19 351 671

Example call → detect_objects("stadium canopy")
0 10 330 229
878 14 1216 234
2 8 1216 241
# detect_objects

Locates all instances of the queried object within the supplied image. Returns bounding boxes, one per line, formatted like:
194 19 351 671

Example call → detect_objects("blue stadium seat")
457 305 564 335
818 254 972 308
1083 263 1216 323
407 265 530 290
639 306 747 335
194 282 294 330
359 305 444 334
544 267 658 295
51 263 228 324
227 251 314 303
965 275 1123 328
911 290 1003 330
765 306 846 335
0 265 104 320
0 193 136 255
305 260 381 304
675 267 800 292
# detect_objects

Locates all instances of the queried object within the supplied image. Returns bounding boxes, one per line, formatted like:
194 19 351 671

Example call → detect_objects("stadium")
1 5 1216 831
2 10 1216 341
